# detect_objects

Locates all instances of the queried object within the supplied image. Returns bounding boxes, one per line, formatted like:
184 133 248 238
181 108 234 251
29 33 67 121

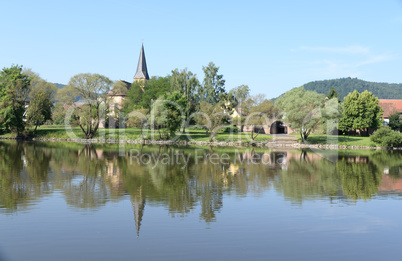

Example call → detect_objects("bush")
370 126 402 147
221 125 239 133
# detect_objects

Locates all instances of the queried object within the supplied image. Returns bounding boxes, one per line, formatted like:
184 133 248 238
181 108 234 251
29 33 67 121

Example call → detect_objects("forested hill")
303 78 402 99
54 83 66 89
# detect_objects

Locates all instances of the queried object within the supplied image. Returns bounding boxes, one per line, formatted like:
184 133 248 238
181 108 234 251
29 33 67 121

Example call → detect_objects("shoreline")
1 136 401 151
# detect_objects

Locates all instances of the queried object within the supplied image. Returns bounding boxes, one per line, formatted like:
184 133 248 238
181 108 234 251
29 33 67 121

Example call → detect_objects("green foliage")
61 73 113 138
197 62 226 105
228 84 250 108
221 125 239 133
170 68 199 131
339 90 382 134
0 65 31 135
370 126 402 147
196 101 230 141
26 89 53 136
388 111 402 132
275 87 325 142
303 77 402 100
52 102 66 125
124 76 171 111
149 91 186 140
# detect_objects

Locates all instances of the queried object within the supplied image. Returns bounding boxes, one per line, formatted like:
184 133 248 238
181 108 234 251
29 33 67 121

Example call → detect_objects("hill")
303 78 402 100
54 83 66 89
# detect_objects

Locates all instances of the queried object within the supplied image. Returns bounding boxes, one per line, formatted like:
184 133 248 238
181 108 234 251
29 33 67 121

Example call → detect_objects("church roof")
133 44 149 80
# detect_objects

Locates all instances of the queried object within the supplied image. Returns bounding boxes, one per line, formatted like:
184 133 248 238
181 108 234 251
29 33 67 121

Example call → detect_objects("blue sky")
1 0 402 98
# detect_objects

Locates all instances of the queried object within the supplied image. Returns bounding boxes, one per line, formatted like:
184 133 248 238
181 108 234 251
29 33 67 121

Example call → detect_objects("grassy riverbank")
0 126 382 147
0 125 274 143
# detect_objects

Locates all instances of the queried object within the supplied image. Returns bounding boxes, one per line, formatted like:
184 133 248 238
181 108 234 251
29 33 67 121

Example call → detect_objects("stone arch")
270 121 287 134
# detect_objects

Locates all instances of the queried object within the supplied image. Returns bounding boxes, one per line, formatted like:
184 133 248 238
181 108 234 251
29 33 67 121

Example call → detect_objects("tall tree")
170 68 199 132
275 87 325 142
388 111 402 132
197 62 226 105
24 70 57 136
339 90 383 135
0 65 31 135
60 73 113 139
228 84 250 109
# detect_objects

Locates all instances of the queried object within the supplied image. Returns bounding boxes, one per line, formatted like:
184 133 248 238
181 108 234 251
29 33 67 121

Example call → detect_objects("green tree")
246 99 279 140
124 76 171 112
26 90 53 136
388 111 402 132
275 87 325 142
24 71 57 136
196 101 229 141
60 73 113 138
197 62 226 105
170 68 200 132
339 90 383 135
149 91 186 140
326 86 340 101
52 102 66 125
126 108 149 140
0 65 31 135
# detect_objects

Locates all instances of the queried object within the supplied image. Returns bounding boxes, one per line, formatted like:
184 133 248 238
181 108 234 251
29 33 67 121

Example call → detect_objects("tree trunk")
33 124 39 137
241 125 244 132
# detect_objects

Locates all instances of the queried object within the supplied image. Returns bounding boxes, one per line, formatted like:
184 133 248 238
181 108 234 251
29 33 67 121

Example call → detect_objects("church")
109 44 150 112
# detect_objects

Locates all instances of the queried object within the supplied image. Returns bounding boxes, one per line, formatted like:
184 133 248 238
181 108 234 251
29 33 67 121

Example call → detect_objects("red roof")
379 99 402 118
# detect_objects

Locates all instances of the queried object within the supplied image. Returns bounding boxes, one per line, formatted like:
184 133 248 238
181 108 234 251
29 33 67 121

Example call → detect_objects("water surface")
1 141 402 261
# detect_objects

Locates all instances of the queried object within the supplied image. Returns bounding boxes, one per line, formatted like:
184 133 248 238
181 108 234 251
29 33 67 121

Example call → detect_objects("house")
378 99 402 125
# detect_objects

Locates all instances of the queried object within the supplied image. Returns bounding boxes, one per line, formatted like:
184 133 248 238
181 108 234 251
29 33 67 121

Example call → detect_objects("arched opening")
270 121 287 134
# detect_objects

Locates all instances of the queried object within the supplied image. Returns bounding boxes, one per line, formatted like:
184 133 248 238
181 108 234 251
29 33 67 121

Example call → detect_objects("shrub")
221 125 239 133
370 126 402 147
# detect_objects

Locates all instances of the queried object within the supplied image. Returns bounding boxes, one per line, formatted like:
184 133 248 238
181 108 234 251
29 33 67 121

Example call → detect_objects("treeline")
303 77 402 100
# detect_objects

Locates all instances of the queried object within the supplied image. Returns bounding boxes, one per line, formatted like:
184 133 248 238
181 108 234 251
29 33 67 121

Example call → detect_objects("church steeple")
133 44 149 82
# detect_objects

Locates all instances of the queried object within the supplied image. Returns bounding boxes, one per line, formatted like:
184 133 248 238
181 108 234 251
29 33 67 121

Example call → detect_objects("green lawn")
302 134 375 147
0 126 273 143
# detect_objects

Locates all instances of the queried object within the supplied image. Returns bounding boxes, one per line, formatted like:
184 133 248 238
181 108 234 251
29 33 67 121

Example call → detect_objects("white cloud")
299 45 370 55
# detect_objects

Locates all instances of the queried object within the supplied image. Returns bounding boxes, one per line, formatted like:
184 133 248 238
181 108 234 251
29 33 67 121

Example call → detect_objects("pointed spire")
131 189 146 237
134 44 149 81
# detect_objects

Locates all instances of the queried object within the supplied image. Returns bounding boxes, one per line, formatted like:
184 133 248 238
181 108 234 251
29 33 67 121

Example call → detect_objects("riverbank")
1 135 400 151
1 126 401 150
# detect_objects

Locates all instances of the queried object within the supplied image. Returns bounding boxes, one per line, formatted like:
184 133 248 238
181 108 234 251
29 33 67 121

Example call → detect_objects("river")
0 141 402 261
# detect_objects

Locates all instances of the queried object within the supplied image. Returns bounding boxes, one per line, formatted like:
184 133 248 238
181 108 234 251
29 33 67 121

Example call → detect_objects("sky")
1 0 402 98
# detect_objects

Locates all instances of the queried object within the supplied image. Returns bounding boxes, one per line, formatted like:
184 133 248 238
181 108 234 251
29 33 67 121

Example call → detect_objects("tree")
24 71 57 136
228 84 250 109
0 65 31 135
124 76 171 111
326 86 340 101
149 91 186 140
26 90 53 136
60 73 113 139
52 102 66 125
196 62 226 105
246 99 280 140
388 111 402 132
339 90 383 135
275 87 325 142
126 108 149 140
170 68 200 132
196 101 229 141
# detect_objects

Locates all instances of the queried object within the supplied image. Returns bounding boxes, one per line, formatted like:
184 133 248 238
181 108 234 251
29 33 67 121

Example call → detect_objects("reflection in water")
1 141 402 231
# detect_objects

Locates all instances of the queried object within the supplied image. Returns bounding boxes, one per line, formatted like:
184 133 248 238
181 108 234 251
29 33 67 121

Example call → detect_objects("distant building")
103 44 150 127
378 99 402 125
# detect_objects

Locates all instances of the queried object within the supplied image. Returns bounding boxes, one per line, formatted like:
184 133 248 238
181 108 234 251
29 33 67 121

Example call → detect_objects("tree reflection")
0 141 402 227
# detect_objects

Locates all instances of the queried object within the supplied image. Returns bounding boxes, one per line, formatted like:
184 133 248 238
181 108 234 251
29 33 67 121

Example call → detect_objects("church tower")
133 43 149 83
